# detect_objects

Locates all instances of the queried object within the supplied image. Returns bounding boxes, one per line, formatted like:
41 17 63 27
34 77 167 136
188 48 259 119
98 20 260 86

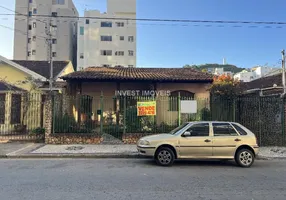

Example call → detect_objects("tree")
209 74 243 97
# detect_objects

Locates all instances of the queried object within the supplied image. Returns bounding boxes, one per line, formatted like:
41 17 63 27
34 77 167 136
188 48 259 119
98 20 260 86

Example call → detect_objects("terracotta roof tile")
62 67 213 82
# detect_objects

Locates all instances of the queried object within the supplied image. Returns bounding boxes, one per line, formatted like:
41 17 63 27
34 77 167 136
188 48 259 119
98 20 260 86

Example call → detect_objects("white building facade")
234 67 277 82
77 0 136 69
214 68 233 77
14 0 78 65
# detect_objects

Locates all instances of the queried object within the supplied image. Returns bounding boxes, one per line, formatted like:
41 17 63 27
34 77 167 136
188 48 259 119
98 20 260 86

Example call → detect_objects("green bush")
54 114 77 133
30 127 45 136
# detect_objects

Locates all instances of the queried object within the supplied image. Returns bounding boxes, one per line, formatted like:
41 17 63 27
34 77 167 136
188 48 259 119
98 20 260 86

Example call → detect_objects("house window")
80 53 84 59
52 39 57 44
28 38 31 43
32 50 36 55
101 50 112 56
120 36 124 41
128 36 134 42
33 22 36 28
28 11 32 16
52 12 58 17
116 22 124 27
52 52 57 57
86 19 89 24
168 90 195 111
28 25 32 30
11 94 21 124
128 50 134 56
0 94 5 124
101 21 112 27
32 36 36 41
115 51 124 56
101 36 112 41
33 8 37 14
27 51 31 56
80 27 84 35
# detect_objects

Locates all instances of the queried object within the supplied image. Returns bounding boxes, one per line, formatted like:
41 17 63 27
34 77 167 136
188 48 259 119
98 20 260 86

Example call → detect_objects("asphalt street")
0 159 285 200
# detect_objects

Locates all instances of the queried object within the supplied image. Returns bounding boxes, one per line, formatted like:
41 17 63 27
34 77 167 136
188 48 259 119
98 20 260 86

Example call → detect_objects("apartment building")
13 0 78 65
77 0 136 69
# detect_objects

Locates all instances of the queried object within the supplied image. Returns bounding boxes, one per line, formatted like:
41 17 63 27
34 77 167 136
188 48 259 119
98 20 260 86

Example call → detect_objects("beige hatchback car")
137 121 259 167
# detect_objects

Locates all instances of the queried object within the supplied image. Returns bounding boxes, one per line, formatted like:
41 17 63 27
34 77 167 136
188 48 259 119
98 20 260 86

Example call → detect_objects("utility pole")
282 49 286 93
45 20 54 92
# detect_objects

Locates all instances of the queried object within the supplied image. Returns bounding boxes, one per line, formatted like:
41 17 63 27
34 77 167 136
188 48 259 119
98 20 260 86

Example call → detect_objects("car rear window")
231 123 248 135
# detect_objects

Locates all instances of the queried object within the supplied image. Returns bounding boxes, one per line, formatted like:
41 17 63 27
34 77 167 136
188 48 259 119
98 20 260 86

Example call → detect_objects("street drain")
65 146 84 151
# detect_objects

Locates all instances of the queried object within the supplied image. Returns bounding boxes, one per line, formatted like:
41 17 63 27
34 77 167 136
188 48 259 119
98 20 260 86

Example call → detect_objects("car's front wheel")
235 148 255 168
155 147 175 166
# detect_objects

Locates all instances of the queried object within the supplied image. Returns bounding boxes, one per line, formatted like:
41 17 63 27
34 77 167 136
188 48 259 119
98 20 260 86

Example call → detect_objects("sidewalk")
1 143 286 159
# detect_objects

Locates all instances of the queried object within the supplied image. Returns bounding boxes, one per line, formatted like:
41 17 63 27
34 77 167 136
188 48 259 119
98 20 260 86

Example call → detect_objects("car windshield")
169 123 189 135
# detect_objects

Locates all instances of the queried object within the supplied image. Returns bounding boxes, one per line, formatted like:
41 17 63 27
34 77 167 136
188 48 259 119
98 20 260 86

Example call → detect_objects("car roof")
187 121 238 123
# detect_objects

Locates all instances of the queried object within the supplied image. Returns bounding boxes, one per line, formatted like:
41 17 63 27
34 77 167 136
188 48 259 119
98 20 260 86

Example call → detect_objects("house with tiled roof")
61 66 213 125
0 55 74 137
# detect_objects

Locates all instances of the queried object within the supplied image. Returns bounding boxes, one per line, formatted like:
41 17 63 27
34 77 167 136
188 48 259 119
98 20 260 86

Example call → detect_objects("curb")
3 153 142 159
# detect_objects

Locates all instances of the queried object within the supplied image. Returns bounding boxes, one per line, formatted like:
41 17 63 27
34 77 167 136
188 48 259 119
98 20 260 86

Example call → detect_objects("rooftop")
12 60 70 80
61 67 213 82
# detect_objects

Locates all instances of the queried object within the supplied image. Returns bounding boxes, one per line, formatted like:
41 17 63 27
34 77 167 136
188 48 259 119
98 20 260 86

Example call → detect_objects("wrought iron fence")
51 93 286 146
0 92 45 142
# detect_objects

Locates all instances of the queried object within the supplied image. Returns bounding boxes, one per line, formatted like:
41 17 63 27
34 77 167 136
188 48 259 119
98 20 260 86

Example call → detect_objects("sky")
0 0 286 69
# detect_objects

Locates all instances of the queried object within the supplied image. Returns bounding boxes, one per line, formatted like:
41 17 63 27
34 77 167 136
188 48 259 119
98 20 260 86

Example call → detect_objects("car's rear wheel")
235 148 255 168
155 147 175 166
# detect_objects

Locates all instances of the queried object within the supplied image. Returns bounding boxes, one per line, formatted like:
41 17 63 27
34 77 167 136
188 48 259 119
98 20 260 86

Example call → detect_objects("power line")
1 12 286 26
0 24 47 40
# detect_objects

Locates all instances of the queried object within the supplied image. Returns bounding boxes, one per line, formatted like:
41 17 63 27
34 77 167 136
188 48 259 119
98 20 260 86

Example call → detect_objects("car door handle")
204 139 211 143
234 138 241 142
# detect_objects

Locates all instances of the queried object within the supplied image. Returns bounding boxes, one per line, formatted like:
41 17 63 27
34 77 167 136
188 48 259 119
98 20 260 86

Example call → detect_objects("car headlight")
139 140 150 146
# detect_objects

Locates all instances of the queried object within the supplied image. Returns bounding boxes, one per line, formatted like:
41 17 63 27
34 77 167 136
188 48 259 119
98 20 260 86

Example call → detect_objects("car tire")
155 147 175 166
235 148 255 168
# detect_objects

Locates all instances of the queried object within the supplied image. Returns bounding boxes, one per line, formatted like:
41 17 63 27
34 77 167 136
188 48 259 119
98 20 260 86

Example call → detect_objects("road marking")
6 144 35 156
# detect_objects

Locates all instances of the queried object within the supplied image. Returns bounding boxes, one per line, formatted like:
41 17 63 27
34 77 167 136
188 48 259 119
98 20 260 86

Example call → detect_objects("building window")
28 11 32 16
28 25 32 30
28 51 31 56
168 90 194 111
80 53 84 59
101 36 112 41
52 52 57 57
101 21 112 27
52 39 57 44
80 27 84 35
52 12 57 17
86 19 89 24
128 36 134 42
120 36 124 41
32 50 36 55
115 51 124 56
128 65 134 68
116 22 124 27
33 22 36 28
33 36 36 41
11 94 21 124
53 0 65 4
128 50 134 56
0 94 5 124
33 8 37 14
100 50 112 56
29 0 33 3
102 64 111 67
28 38 31 43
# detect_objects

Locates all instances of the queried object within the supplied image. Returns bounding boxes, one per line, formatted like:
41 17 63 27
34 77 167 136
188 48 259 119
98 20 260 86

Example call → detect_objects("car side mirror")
182 131 191 137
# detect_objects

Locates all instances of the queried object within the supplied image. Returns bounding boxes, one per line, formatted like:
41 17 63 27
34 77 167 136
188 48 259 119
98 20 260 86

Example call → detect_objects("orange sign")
137 101 156 116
